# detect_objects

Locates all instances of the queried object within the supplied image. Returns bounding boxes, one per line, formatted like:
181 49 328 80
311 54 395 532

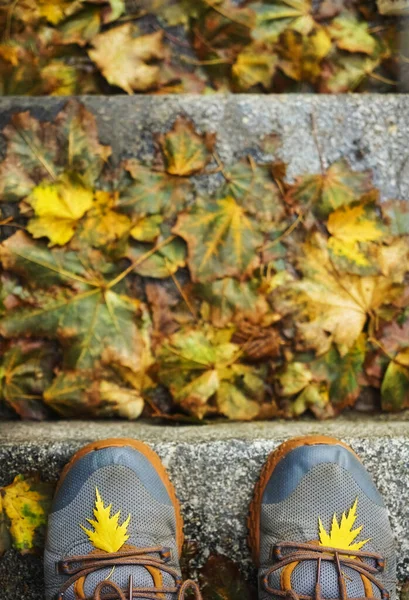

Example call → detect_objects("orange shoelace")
263 542 389 600
57 546 202 600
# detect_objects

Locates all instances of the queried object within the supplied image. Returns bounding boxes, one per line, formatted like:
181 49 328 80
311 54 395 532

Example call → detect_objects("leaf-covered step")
1 96 409 421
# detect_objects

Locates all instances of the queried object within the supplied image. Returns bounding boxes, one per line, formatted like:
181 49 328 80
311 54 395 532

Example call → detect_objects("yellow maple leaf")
27 174 94 246
89 25 165 94
1 474 52 552
327 203 384 268
318 498 370 552
81 488 131 553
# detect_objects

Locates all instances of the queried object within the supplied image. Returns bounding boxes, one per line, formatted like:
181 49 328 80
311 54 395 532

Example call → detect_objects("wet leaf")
158 117 216 176
174 196 262 282
88 25 165 93
278 27 331 83
0 475 54 554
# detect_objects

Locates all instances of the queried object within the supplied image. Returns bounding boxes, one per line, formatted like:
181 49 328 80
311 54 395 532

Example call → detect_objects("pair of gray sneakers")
45 436 396 600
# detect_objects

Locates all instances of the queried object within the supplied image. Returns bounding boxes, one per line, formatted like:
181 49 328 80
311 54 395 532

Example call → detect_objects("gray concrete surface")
1 95 409 201
0 417 408 598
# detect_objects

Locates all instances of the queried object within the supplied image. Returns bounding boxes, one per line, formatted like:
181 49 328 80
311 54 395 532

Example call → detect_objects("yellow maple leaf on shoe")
81 488 131 553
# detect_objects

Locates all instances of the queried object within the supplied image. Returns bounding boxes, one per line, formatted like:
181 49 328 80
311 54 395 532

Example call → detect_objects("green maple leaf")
381 348 409 411
286 159 374 218
118 159 190 217
174 196 263 283
44 370 146 419
0 101 110 202
156 327 265 420
0 231 147 372
252 0 314 42
328 15 377 55
0 341 55 419
220 159 285 224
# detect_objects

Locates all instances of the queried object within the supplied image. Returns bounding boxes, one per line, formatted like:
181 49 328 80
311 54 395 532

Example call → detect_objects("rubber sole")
247 434 359 566
55 437 185 555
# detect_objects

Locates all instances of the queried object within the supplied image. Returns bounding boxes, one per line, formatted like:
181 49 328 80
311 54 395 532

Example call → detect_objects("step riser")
0 430 408 599
1 95 409 203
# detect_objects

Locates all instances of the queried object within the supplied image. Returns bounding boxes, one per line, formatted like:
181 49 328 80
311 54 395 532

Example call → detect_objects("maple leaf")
174 196 263 283
78 190 131 248
321 52 384 94
130 215 163 243
286 159 374 218
328 16 377 55
196 277 269 327
220 159 285 224
232 43 277 90
287 234 403 354
382 200 409 237
81 488 131 553
277 362 330 418
327 201 385 274
0 231 147 372
278 27 332 83
381 348 409 411
119 159 190 218
0 102 110 202
0 341 55 420
127 237 186 279
0 474 53 554
26 173 94 246
318 498 370 552
312 335 367 410
89 25 165 93
158 117 216 177
43 370 146 419
156 327 265 420
252 0 314 43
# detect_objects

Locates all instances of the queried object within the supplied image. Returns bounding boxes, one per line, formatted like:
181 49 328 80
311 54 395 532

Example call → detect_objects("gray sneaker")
44 438 201 600
248 435 396 600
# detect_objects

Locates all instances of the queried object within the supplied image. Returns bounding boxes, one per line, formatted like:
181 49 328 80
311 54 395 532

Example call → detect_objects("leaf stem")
107 235 176 289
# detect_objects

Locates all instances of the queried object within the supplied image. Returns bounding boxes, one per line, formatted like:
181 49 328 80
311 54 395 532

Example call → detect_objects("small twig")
107 235 176 289
165 259 198 322
263 213 304 251
368 336 409 369
310 111 325 174
368 72 398 86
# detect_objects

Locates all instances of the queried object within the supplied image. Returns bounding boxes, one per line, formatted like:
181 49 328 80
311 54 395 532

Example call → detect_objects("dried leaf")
89 25 165 93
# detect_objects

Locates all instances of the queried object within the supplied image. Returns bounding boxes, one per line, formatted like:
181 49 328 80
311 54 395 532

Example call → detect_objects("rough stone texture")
1 95 409 201
0 417 408 599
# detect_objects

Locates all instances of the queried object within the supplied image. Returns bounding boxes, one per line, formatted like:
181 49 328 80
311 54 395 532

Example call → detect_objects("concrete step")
0 416 408 599
0 94 409 202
